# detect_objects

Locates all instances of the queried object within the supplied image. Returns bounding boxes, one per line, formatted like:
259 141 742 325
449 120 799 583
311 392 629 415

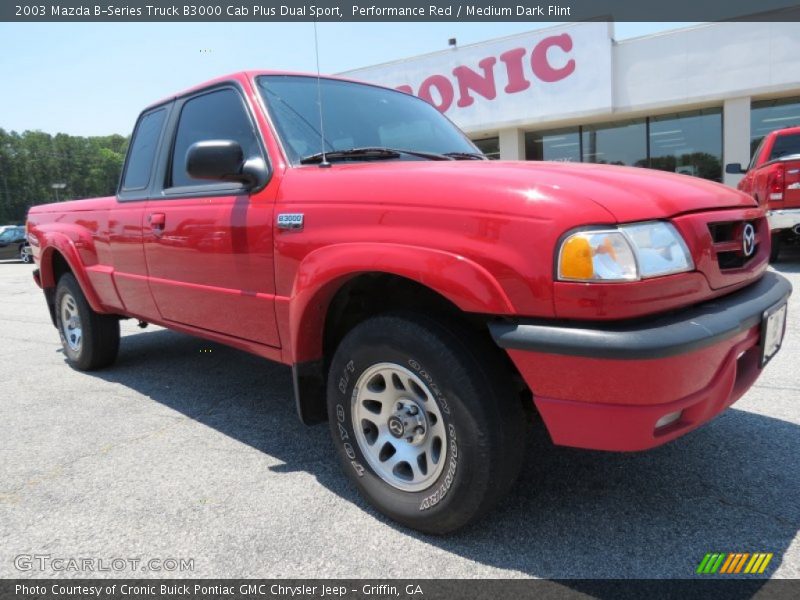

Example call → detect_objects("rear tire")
55 273 120 371
327 313 526 534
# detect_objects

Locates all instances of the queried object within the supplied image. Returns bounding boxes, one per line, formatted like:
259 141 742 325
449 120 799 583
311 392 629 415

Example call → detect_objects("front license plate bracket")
760 301 787 367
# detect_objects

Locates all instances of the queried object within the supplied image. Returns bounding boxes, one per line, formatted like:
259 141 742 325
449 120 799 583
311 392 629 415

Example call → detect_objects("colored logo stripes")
696 552 773 574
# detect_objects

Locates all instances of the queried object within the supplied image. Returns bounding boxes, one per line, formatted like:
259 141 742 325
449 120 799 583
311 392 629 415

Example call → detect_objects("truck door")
143 85 280 347
111 105 171 318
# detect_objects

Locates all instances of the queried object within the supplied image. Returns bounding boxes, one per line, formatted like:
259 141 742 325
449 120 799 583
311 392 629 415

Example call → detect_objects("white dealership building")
343 21 800 187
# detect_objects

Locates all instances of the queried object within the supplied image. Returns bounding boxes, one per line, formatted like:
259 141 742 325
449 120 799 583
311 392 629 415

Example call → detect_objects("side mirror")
725 163 746 174
186 140 269 190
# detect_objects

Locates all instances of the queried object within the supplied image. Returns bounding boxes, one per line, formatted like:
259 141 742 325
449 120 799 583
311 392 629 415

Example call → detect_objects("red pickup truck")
727 125 800 261
28 72 791 533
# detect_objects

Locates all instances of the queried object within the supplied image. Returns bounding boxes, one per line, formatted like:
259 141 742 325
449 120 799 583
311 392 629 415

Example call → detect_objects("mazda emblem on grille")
742 223 755 257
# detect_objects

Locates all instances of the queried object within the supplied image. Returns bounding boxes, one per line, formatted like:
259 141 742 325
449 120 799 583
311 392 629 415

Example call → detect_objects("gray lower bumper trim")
489 272 792 360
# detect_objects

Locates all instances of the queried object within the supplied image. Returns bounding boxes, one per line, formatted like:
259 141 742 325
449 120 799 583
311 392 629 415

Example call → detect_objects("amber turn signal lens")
559 235 594 280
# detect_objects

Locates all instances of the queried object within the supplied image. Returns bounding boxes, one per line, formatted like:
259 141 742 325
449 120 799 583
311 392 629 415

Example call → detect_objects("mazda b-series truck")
28 72 792 533
728 125 800 261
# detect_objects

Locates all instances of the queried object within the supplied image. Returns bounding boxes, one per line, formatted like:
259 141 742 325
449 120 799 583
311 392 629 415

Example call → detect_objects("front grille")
707 222 736 244
717 250 753 270
707 220 758 270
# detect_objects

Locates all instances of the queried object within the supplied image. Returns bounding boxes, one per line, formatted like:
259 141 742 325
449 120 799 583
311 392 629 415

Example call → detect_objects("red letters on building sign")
399 33 576 113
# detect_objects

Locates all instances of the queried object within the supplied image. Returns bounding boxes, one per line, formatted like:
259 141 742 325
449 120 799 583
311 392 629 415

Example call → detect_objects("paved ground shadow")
772 244 800 274
89 323 800 586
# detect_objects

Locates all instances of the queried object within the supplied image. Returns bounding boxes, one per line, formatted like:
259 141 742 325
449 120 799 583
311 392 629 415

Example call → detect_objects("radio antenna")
313 20 330 168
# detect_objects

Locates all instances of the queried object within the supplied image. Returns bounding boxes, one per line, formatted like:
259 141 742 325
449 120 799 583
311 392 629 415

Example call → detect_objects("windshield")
257 75 480 164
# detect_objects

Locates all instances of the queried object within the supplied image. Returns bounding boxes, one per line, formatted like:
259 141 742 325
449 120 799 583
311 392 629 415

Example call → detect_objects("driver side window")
169 88 260 188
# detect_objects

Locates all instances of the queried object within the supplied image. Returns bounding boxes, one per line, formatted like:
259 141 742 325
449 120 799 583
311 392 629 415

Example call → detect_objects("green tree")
0 128 129 223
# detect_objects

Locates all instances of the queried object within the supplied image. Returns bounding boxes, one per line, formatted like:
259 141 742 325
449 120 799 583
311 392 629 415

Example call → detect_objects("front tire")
55 273 120 370
327 313 526 534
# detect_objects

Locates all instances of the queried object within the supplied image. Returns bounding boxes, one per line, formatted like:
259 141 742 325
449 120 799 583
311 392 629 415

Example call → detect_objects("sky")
0 22 697 137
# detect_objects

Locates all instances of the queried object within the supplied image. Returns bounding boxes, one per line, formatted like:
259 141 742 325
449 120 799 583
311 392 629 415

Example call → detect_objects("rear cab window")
768 133 800 161
118 107 168 200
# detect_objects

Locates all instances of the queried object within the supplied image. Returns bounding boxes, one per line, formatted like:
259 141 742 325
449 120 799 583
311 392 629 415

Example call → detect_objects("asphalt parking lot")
1 254 798 580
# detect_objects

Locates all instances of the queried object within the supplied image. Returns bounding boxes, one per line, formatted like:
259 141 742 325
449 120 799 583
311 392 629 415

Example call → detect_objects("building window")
581 119 647 167
649 108 722 182
472 136 500 159
525 110 722 182
524 128 580 162
751 97 800 158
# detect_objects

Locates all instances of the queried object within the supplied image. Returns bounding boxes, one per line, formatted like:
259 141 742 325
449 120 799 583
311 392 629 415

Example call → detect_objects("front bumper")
490 272 792 451
767 208 800 232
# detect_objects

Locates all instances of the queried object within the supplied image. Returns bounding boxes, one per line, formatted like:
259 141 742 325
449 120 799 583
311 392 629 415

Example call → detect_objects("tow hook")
137 321 149 329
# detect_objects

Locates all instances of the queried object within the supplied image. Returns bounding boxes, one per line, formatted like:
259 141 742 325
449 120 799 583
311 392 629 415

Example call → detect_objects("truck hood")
288 160 756 223
512 161 757 221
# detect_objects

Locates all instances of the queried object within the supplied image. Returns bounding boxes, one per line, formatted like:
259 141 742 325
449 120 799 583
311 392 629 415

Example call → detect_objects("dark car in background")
0 226 32 263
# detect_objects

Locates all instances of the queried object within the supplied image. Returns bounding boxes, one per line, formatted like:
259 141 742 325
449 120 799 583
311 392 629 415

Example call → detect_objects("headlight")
557 221 693 282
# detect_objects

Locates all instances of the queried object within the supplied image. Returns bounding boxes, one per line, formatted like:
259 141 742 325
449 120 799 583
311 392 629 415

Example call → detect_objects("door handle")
148 213 165 236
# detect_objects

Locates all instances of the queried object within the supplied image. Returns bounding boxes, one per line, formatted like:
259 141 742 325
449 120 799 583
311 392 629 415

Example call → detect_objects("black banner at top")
3 0 800 22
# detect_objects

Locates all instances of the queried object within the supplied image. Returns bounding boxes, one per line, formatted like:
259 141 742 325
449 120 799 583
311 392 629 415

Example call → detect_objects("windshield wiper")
300 147 453 164
443 152 488 160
